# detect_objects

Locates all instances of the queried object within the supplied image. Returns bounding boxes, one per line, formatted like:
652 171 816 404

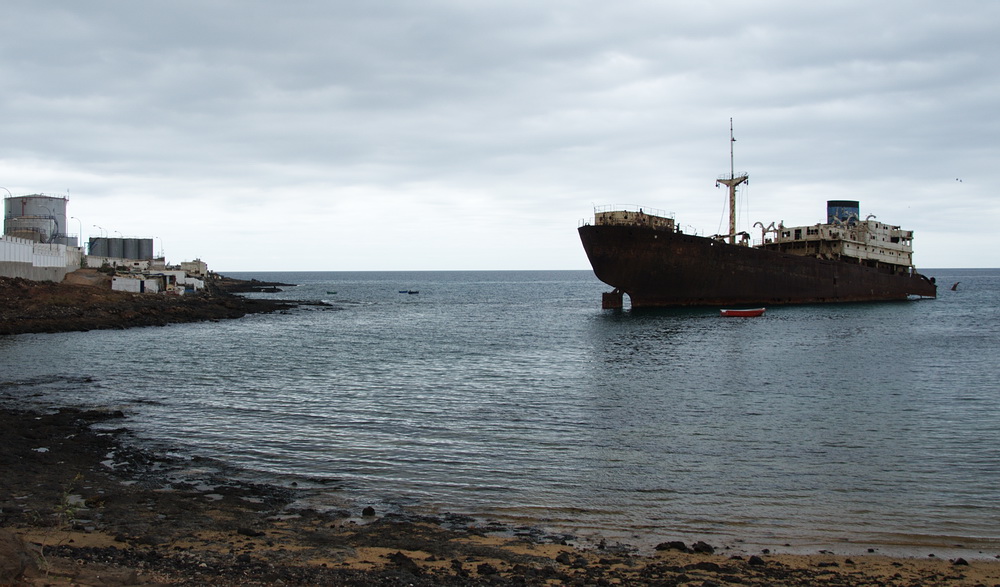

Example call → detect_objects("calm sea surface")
2 269 999 556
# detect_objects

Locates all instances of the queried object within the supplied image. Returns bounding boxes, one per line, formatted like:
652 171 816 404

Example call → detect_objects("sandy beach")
2 405 999 586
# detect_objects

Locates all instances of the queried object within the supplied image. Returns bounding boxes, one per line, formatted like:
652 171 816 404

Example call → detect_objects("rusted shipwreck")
578 126 937 309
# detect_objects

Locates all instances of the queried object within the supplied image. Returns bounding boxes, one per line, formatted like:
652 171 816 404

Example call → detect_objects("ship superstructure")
757 202 916 275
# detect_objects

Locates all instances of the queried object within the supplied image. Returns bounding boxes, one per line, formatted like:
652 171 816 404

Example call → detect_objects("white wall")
0 235 78 281
112 276 162 293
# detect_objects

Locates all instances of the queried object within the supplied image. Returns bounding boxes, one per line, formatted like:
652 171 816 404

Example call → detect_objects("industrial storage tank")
138 238 154 259
108 238 123 259
3 194 72 244
88 237 155 260
88 237 108 257
123 238 138 260
827 200 860 225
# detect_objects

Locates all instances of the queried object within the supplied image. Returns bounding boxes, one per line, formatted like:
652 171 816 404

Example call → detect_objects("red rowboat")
720 308 766 317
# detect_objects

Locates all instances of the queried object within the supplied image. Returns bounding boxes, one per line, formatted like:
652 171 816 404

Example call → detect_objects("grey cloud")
1 0 997 268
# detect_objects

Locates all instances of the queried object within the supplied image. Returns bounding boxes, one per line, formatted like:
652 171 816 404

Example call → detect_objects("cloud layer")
2 1 997 269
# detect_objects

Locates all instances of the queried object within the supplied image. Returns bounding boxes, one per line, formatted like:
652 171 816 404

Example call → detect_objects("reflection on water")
2 269 999 555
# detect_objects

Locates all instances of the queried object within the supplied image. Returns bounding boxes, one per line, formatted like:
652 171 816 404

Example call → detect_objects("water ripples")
2 269 1000 553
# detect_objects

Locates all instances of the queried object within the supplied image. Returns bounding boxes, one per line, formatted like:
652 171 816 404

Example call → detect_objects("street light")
71 216 83 249
0 186 12 198
93 225 106 237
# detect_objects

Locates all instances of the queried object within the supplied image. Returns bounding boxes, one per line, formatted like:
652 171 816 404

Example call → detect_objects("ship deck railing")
591 204 672 219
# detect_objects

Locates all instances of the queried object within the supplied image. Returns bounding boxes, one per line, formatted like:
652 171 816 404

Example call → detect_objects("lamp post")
0 186 12 198
71 216 83 250
93 225 106 237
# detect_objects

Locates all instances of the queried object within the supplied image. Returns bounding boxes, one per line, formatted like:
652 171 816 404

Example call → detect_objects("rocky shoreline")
2 406 999 585
0 272 312 336
4 274 1000 585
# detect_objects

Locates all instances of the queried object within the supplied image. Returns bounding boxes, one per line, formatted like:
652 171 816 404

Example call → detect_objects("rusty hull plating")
578 219 937 309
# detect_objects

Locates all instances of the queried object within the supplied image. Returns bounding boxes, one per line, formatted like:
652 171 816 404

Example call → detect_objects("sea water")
2 269 998 556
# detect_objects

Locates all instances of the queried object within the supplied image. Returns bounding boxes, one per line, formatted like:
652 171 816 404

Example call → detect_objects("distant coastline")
0 271 311 335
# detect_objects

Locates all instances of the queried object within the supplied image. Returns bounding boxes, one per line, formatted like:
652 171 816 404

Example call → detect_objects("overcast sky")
2 1 997 270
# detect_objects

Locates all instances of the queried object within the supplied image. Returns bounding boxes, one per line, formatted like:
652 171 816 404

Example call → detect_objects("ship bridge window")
807 228 819 236
781 231 791 238
794 229 802 239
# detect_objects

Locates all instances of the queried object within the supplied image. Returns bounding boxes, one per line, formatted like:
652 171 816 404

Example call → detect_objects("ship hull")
578 224 937 308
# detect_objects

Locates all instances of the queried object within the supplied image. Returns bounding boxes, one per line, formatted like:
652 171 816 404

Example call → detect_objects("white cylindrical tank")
3 194 70 244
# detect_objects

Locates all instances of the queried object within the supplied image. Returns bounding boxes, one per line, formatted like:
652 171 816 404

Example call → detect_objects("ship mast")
717 118 749 244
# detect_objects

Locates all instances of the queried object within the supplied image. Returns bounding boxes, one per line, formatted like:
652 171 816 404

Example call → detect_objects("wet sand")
3 405 1000 585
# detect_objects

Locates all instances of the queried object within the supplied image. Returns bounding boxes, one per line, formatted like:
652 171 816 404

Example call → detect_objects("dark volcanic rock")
388 551 422 575
0 275 298 335
656 540 690 553
212 276 295 294
687 560 723 572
